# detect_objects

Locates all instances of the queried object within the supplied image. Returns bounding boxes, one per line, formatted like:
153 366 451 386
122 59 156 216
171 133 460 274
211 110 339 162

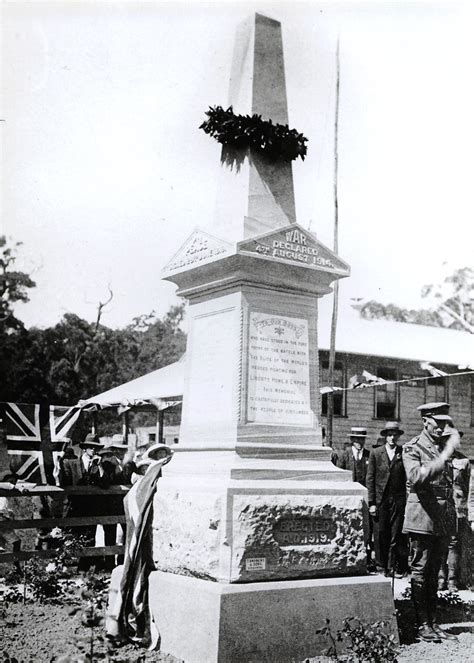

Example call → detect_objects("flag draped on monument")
2 402 81 485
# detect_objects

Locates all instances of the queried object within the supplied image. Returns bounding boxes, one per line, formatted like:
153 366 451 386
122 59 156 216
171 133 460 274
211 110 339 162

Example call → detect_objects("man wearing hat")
338 427 373 567
366 422 408 577
78 433 105 478
402 402 460 643
338 427 370 486
60 432 105 571
95 442 128 570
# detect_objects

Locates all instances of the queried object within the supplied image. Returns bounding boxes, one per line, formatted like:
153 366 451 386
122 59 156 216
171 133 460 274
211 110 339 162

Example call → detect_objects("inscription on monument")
238 225 349 272
247 312 312 426
273 518 336 545
245 557 266 571
165 232 229 273
256 228 335 267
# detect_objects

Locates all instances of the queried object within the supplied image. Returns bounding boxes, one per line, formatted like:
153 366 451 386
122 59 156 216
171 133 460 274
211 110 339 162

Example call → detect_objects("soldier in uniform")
402 402 459 643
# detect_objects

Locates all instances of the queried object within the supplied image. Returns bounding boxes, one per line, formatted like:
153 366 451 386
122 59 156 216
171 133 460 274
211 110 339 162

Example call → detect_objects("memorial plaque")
273 518 336 545
247 312 312 426
245 557 266 571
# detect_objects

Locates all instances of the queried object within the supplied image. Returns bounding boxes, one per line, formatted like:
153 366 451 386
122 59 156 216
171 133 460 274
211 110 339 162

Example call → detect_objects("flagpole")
327 38 340 448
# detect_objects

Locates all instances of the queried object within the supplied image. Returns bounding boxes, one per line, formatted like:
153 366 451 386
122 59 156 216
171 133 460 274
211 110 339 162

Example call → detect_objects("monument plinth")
149 13 397 662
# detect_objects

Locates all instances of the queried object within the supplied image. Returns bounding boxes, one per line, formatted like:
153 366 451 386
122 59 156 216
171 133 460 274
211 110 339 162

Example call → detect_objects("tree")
358 301 443 326
359 266 473 333
421 267 473 333
2 304 187 406
0 237 37 402
0 236 36 330
127 303 186 379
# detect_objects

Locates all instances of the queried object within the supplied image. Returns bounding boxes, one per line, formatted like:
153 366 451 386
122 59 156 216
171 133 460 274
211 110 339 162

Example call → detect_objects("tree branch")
94 286 114 333
439 303 474 334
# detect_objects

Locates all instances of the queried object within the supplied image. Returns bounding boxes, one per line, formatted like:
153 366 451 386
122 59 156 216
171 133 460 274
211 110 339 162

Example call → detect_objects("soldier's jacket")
402 430 456 536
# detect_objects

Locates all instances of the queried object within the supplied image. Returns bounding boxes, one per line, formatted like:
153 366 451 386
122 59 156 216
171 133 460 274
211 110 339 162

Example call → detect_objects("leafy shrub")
313 616 398 662
336 617 398 662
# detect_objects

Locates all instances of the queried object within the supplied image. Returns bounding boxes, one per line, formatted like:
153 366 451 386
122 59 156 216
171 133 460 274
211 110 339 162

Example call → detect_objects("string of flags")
320 363 474 395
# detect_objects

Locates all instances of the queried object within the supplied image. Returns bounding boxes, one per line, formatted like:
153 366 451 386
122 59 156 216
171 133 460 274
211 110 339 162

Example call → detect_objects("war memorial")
147 14 397 663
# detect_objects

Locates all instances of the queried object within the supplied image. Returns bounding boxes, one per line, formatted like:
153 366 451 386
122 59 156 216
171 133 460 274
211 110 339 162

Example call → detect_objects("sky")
2 1 474 330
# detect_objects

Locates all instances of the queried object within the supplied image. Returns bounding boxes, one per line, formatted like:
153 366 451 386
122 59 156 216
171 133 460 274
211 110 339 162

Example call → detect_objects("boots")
428 579 458 641
411 580 442 643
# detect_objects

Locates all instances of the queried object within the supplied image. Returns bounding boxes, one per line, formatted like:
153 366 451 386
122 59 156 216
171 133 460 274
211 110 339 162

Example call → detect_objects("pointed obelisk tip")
254 12 281 27
213 10 296 240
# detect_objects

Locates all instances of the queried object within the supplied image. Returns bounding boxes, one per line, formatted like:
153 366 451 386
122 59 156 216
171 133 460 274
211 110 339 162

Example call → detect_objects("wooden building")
86 310 474 458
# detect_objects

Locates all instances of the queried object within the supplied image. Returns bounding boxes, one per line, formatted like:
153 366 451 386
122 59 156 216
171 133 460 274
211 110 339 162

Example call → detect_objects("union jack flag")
1 402 82 485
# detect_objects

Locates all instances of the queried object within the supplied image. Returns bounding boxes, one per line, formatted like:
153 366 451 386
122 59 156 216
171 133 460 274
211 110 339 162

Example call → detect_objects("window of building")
375 367 398 419
321 360 345 416
425 377 447 403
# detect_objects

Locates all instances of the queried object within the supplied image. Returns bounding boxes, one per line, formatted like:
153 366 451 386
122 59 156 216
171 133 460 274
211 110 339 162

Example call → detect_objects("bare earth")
0 577 472 662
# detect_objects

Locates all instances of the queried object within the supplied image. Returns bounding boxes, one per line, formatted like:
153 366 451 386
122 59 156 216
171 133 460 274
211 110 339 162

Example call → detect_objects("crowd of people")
1 400 472 646
332 401 472 643
0 433 168 571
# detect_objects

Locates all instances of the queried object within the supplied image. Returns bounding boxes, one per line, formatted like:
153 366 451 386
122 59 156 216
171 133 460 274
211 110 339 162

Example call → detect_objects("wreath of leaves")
199 105 308 162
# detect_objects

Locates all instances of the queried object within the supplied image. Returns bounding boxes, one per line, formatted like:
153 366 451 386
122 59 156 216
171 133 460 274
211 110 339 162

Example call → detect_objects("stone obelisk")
149 14 397 663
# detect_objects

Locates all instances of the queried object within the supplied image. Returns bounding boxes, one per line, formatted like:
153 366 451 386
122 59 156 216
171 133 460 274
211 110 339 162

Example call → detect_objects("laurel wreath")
199 106 308 162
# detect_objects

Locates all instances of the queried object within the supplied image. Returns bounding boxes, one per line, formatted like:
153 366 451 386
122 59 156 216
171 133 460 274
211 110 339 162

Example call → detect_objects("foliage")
0 654 19 663
312 617 398 662
0 301 186 418
400 585 469 608
15 557 62 602
314 618 338 658
3 530 90 604
200 105 308 162
437 589 467 607
0 237 36 407
359 266 474 333
59 571 110 662
0 236 36 331
336 617 398 662
422 266 474 333
359 300 443 327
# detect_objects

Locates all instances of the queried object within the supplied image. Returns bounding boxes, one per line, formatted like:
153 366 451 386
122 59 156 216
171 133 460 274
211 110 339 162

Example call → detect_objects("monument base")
149 571 398 663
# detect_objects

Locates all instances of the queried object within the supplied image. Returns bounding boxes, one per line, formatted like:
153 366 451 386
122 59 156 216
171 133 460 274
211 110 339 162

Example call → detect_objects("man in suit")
366 422 408 577
60 432 105 571
338 427 370 486
338 427 372 566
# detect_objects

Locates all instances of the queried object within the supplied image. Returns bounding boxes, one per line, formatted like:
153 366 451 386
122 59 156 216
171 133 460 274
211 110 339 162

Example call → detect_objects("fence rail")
0 485 129 564
0 545 124 563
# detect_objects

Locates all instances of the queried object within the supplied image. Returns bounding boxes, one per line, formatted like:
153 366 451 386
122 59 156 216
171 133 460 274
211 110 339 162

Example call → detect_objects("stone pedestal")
147 13 397 662
149 572 398 663
152 474 368 583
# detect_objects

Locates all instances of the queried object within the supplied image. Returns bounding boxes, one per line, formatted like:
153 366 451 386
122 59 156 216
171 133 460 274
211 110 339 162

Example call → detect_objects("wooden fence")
0 485 129 564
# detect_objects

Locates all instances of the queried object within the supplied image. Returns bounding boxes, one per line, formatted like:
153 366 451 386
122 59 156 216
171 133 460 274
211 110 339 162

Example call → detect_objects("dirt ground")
0 576 473 662
0 599 181 663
